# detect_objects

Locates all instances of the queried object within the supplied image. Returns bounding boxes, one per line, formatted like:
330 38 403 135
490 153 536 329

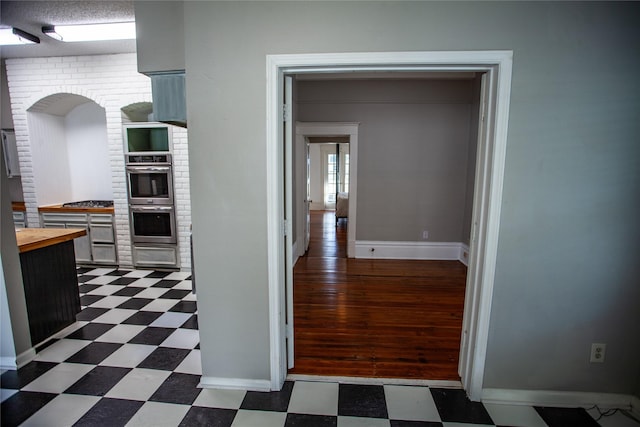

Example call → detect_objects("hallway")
290 211 467 380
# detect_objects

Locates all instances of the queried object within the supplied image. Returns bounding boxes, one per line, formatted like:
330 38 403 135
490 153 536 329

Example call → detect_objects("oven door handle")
130 206 174 212
127 166 171 172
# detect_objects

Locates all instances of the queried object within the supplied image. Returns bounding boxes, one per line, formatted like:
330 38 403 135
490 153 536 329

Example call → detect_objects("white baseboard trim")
15 347 36 369
355 240 466 261
199 376 272 392
482 388 633 410
459 243 470 267
0 356 17 370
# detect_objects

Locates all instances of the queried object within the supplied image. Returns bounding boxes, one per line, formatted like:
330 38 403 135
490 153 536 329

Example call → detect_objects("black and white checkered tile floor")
1 267 638 426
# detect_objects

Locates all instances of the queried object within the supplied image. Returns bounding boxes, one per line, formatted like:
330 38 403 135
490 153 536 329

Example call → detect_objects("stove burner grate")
62 200 114 208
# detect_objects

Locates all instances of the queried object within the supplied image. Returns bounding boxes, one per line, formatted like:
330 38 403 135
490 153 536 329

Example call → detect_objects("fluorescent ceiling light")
0 27 40 45
42 22 136 42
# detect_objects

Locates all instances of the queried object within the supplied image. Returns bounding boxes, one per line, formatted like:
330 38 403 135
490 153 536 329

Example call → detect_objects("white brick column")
172 127 192 270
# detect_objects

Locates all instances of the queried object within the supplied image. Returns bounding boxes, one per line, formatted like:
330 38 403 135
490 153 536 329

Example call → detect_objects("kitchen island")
16 228 87 345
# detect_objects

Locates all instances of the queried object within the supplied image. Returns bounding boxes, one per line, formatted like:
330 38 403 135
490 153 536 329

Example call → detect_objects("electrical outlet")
422 230 429 240
590 343 606 363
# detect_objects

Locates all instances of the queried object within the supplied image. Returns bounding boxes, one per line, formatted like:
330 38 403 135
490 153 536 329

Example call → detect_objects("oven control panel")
126 154 172 165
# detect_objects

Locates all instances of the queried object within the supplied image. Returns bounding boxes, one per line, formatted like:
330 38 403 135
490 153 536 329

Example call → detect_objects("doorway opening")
316 142 349 210
291 75 479 382
267 51 513 401
295 123 359 259
306 139 350 250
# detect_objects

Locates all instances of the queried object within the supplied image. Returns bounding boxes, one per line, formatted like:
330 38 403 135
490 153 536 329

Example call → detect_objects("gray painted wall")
178 1 640 393
134 1 185 74
297 78 476 242
0 261 17 365
1 60 23 202
1 61 13 129
1 141 31 363
1 61 30 366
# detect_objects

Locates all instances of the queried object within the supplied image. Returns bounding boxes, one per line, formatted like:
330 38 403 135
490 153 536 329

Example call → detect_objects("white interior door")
305 142 311 252
459 71 491 393
284 75 295 369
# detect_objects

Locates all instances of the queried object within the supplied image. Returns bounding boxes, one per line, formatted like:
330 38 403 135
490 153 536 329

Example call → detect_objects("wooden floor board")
290 210 466 380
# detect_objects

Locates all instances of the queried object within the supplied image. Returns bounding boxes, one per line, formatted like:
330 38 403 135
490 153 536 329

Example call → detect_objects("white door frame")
296 123 359 258
266 51 513 401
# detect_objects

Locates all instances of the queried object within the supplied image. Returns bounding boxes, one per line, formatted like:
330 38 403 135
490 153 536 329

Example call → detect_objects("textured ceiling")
0 1 136 59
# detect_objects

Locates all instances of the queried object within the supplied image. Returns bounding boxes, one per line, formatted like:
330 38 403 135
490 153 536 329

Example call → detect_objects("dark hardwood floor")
290 210 467 380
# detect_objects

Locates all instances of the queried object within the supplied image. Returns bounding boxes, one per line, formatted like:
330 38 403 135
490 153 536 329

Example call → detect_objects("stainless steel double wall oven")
126 153 177 244
124 125 178 253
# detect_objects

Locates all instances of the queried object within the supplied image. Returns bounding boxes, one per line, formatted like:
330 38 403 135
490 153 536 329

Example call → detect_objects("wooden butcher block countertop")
12 202 26 211
16 228 87 253
38 204 115 214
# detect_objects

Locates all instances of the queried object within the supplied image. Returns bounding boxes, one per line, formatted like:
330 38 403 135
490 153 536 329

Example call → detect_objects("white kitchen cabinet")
92 244 118 264
68 222 92 264
90 224 115 243
43 216 91 264
89 214 117 264
40 212 117 265
13 211 26 228
89 215 116 243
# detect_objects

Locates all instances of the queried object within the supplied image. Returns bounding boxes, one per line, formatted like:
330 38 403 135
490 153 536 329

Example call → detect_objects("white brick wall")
5 53 192 270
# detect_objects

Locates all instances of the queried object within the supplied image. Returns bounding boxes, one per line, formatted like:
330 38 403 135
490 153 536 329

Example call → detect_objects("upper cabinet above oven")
134 2 187 128
124 123 171 154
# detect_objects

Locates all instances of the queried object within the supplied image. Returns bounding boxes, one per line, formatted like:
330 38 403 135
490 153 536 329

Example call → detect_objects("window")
326 153 337 204
343 153 350 191
322 144 350 209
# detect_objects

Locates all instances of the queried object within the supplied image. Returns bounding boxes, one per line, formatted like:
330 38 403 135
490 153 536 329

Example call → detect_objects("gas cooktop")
62 200 114 208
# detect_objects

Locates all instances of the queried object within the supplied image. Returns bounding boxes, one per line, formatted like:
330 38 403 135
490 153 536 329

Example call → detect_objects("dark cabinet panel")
20 240 81 345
